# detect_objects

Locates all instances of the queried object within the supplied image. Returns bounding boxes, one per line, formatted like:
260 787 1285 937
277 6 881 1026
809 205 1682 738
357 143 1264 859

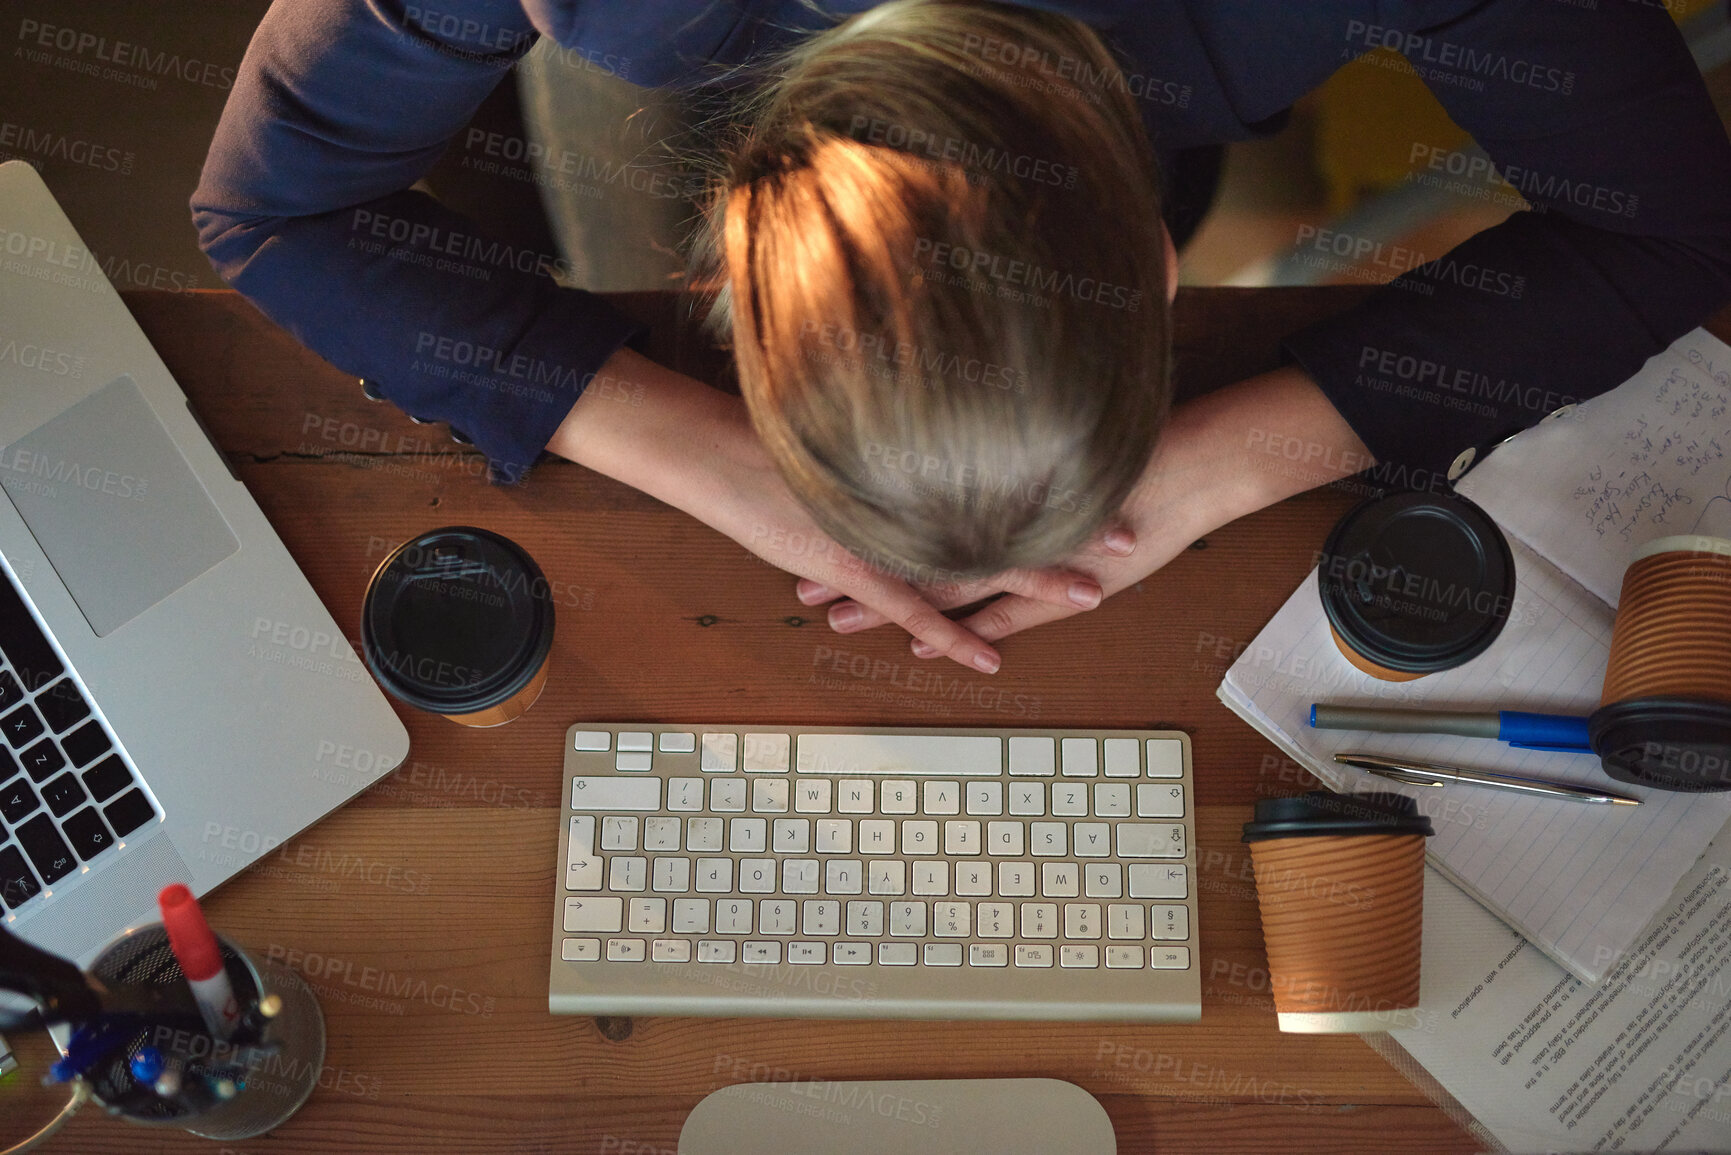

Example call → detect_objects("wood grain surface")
4 286 1727 1153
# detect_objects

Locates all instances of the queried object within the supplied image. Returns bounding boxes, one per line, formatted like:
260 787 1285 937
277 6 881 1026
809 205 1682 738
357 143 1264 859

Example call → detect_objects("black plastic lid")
1589 698 1731 792
1242 791 1435 842
360 527 555 714
1317 491 1515 675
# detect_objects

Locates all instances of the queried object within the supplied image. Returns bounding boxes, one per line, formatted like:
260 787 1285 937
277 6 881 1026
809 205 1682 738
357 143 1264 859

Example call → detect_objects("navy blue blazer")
192 0 1731 487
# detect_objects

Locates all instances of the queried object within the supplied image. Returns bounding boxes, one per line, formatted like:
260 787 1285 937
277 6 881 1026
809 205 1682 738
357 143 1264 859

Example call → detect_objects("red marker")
158 884 240 1039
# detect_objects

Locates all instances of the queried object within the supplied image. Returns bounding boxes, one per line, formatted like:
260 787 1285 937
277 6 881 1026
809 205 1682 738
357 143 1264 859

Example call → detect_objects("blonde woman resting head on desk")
546 0 1372 673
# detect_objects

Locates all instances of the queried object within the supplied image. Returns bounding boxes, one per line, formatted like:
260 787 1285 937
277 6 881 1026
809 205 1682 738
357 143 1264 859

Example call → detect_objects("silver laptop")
0 160 408 964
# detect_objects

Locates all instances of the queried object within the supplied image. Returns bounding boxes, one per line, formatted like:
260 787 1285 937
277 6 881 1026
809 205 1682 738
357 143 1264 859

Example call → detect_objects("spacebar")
796 734 1002 776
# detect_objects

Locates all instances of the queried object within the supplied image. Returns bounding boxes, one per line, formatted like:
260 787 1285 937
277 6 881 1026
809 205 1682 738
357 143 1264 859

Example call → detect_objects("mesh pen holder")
82 924 325 1141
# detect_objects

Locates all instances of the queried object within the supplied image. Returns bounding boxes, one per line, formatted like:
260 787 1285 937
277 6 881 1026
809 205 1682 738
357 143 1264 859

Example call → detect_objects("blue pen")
1309 704 1593 753
46 1021 132 1082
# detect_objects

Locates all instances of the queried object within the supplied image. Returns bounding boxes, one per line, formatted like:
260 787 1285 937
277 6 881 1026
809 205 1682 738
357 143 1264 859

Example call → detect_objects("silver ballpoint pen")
1334 752 1642 806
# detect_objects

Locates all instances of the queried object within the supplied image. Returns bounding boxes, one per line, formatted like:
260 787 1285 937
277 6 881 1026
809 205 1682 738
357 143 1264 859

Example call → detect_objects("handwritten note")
1459 329 1731 606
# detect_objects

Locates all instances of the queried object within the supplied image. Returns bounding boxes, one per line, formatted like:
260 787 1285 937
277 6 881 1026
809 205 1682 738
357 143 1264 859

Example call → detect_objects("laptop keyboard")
549 724 1200 1021
0 569 154 913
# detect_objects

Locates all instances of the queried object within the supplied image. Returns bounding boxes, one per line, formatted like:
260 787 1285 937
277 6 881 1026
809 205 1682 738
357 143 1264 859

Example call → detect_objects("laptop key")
0 844 39 907
0 670 22 712
41 772 85 817
0 777 36 823
104 788 156 837
36 680 90 733
61 722 110 769
81 755 132 802
0 576 62 690
16 814 74 883
61 807 113 861
19 739 63 782
1 704 43 748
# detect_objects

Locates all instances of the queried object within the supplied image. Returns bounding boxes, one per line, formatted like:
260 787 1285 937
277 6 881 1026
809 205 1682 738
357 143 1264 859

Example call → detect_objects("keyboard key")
867 861 905 895
698 940 736 963
1021 903 1058 938
859 820 895 854
715 898 753 934
0 776 37 823
955 862 991 896
880 780 917 814
933 902 970 937
658 732 695 752
922 781 960 814
601 816 639 851
1051 783 1088 816
628 897 667 934
815 819 851 854
1117 824 1185 858
103 788 155 837
977 902 1014 938
834 942 872 964
1009 783 1043 816
617 731 653 751
36 680 90 733
62 810 115 862
1129 863 1189 899
750 778 789 813
573 731 611 751
0 671 21 712
824 859 863 894
672 898 710 934
801 900 840 935
615 751 652 772
781 859 819 893
837 779 873 812
80 755 131 803
966 781 1002 815
739 860 775 893
0 576 62 688
0 844 40 907
1093 784 1131 817
17 814 74 883
998 862 1035 897
700 733 737 771
794 779 832 813
901 820 938 855
787 942 825 964
1151 946 1191 969
686 818 723 852
770 818 808 853
1085 864 1123 898
562 937 601 961
744 941 781 963
1041 862 1079 898
1073 823 1111 858
570 777 660 810
912 860 947 896
1109 904 1146 940
1106 945 1145 969
60 722 109 769
742 733 790 772
652 938 692 963
652 857 690 892
608 857 646 891
563 896 623 933
1061 945 1100 968
1 705 43 749
667 778 704 812
1030 822 1066 856
1015 944 1053 967
1103 738 1139 777
845 900 883 936
944 820 981 855
969 944 1007 966
1064 903 1102 939
924 943 962 966
889 900 927 936
40 772 84 817
797 733 1000 777
728 818 767 852
644 817 681 851
1137 783 1186 818
878 942 917 966
1146 739 1184 778
566 816 601 891
696 858 733 891
1060 738 1098 777
607 938 646 962
710 780 746 813
1008 736 1054 776
759 900 797 935
19 739 62 782
987 821 1024 856
1152 906 1190 940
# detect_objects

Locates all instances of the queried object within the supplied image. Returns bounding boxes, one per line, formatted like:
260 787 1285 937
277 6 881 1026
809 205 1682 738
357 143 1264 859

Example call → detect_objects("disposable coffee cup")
1589 534 1731 791
361 526 555 727
1318 491 1515 681
1242 791 1434 1033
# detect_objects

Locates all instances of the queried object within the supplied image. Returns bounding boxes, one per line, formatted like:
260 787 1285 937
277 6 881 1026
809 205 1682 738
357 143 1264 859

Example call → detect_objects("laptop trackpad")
0 376 237 636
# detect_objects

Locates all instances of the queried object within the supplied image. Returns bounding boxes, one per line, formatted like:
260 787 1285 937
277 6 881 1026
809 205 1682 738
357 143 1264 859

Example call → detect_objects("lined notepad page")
1457 328 1731 607
1218 536 1731 984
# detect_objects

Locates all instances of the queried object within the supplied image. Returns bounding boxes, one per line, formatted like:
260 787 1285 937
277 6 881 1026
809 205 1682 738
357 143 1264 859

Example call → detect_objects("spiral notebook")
1219 327 1731 984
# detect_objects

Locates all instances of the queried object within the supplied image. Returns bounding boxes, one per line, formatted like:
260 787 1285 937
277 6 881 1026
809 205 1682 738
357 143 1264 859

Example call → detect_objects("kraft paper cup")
1243 792 1434 1033
1590 535 1731 791
361 527 555 727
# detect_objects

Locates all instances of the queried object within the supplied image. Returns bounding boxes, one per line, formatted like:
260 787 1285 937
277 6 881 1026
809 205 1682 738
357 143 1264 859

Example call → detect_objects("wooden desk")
4 288 1727 1153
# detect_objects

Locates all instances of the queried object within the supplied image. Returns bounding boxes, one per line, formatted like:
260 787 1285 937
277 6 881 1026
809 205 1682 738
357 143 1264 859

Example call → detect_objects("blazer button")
359 377 385 401
1446 447 1477 482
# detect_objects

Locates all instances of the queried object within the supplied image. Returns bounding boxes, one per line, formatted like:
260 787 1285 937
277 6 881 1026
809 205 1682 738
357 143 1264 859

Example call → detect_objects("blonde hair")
697 0 1170 579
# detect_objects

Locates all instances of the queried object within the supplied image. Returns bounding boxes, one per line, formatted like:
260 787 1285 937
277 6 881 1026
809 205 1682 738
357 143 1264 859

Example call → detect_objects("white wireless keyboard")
548 724 1199 1021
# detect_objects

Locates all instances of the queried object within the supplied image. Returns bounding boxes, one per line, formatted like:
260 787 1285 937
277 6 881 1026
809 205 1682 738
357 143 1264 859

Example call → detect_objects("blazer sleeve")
190 0 645 482
1284 0 1731 488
